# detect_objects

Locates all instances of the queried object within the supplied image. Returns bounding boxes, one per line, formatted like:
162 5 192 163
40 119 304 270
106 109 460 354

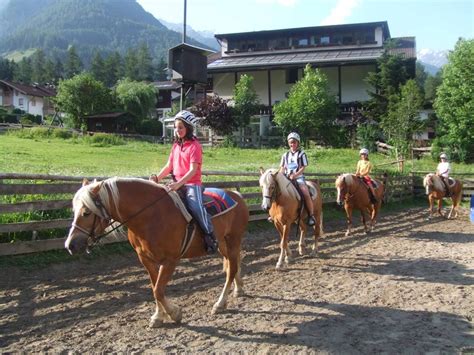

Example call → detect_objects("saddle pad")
203 188 238 218
167 190 192 223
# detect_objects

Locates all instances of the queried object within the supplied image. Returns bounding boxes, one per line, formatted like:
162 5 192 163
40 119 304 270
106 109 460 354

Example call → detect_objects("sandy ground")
1 206 473 353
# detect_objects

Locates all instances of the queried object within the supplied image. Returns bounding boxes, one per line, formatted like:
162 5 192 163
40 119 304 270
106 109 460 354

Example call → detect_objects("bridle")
70 181 171 250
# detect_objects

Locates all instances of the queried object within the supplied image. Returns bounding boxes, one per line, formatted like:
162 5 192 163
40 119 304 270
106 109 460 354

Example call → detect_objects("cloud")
255 0 298 6
320 0 360 25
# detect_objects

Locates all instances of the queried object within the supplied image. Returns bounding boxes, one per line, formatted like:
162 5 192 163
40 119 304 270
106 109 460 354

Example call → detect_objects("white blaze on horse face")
336 186 342 204
64 204 82 251
261 185 272 211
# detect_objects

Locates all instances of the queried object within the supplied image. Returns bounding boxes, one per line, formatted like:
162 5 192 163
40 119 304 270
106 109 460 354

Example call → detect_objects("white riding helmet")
440 153 448 159
359 148 369 155
174 110 199 126
287 132 300 142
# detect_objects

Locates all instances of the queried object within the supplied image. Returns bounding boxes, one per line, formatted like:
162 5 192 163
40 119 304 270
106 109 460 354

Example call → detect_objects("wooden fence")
0 171 452 256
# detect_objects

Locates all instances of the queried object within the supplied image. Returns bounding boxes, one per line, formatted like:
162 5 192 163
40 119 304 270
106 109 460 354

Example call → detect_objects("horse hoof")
149 317 164 328
211 303 226 315
233 289 245 298
345 231 350 237
298 247 306 256
169 308 182 323
275 263 285 270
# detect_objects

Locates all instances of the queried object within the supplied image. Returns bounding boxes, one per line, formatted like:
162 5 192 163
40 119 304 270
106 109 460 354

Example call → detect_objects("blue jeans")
184 184 214 235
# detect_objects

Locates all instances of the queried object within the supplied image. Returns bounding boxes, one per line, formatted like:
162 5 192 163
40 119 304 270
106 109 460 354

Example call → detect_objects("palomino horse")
65 177 249 327
335 174 385 237
259 168 323 270
423 173 463 219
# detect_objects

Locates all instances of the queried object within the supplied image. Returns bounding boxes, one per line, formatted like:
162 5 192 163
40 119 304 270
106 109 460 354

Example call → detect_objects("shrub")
52 129 74 139
19 117 34 125
356 124 381 152
84 133 126 146
136 119 163 136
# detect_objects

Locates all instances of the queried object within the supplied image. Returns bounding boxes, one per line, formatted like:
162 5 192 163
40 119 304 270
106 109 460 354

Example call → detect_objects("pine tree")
31 49 47 84
91 51 106 83
136 43 154 81
64 45 83 79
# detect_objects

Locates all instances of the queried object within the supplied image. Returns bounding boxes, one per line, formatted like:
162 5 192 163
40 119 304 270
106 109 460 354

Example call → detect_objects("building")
0 80 56 119
207 21 416 138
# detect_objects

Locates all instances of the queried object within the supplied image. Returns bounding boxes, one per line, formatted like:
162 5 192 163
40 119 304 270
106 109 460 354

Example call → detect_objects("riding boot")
307 215 316 226
368 188 378 204
203 233 218 254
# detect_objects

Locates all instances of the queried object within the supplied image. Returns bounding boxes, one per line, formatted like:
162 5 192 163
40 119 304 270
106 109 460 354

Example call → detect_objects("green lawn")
2 132 472 176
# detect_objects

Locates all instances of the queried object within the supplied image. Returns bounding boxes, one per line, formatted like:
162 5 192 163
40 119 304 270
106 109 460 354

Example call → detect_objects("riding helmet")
287 132 300 142
359 148 369 155
174 110 199 126
439 152 448 159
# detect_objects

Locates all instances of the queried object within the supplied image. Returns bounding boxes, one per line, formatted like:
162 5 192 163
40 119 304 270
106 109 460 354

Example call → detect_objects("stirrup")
203 233 218 254
307 215 316 226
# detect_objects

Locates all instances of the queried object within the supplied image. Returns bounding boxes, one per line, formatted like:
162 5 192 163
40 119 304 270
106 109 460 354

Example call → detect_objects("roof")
215 21 390 40
208 47 385 71
152 81 181 90
168 42 215 56
0 80 56 97
84 112 127 119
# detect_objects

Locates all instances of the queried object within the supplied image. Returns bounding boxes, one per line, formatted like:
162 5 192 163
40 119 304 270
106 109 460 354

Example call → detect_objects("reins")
80 182 171 248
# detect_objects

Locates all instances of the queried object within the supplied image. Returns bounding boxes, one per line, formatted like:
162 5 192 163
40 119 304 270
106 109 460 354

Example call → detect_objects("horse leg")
136 255 167 328
437 198 443 217
345 207 353 237
312 211 322 254
361 209 369 234
153 260 182 324
212 252 240 314
276 223 290 269
284 224 293 265
233 261 244 297
298 223 307 256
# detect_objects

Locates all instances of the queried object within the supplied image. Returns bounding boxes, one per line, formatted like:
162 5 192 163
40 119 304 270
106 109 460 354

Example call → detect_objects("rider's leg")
442 177 451 197
298 182 315 226
185 185 218 254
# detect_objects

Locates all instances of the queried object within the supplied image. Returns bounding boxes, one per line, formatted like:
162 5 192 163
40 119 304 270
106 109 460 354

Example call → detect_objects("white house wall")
13 91 45 117
340 64 374 102
211 64 374 105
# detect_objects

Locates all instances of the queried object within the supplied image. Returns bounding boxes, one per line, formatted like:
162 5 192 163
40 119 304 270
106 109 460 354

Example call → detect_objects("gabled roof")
215 21 390 40
152 81 181 90
84 112 128 119
388 37 416 59
0 80 56 97
208 47 384 71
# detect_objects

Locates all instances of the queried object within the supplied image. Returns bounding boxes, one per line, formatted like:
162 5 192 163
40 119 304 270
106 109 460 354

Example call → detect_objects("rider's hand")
289 173 295 180
166 182 180 191
149 174 158 183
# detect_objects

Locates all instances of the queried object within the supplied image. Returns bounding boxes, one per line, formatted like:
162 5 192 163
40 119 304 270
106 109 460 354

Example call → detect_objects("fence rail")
1 171 469 256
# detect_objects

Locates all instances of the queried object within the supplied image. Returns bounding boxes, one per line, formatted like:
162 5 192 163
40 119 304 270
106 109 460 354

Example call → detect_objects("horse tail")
319 211 324 235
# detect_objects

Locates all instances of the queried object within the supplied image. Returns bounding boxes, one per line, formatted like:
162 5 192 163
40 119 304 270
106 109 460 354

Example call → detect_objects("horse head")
65 178 116 255
259 168 279 211
335 173 354 206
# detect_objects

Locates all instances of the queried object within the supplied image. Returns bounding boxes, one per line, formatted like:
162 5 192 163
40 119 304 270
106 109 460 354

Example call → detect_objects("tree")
114 78 157 120
31 49 47 84
233 74 260 129
64 46 83 79
192 95 234 135
366 41 412 121
136 43 154 82
433 38 474 162
14 57 32 84
273 64 338 144
124 48 139 80
424 71 442 105
55 73 113 129
90 51 106 84
103 51 123 87
381 79 424 158
154 57 168 81
0 58 15 80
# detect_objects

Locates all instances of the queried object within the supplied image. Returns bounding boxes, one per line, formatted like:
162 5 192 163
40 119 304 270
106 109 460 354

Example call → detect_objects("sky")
137 0 474 52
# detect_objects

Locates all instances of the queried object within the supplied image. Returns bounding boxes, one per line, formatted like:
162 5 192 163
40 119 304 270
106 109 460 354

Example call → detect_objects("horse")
64 177 249 327
259 168 323 270
423 173 463 219
335 174 385 237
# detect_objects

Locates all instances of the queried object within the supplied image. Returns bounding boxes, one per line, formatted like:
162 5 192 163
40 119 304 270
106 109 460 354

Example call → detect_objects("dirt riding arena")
1 206 473 353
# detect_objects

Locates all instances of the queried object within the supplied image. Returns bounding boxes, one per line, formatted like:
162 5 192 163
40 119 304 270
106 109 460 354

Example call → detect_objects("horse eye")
82 210 91 217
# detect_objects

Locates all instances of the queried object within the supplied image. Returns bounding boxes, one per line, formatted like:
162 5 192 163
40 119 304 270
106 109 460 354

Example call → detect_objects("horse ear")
82 178 89 186
259 167 264 176
91 182 101 195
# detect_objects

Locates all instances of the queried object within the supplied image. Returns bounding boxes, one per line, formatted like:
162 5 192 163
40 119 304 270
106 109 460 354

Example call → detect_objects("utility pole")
180 0 187 110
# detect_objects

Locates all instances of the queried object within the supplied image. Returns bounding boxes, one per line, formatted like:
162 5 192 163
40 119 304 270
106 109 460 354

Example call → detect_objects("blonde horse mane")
260 169 300 201
423 173 445 192
73 177 165 221
336 173 355 188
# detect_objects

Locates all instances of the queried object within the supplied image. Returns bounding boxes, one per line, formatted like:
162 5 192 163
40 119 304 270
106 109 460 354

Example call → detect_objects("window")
18 98 24 106
285 68 298 84
320 36 330 45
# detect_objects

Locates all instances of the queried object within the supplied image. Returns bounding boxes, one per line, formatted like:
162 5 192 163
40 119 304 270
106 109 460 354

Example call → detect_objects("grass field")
2 130 473 176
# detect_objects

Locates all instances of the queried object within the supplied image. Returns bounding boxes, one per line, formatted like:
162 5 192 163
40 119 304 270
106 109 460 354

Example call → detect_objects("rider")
149 110 218 254
279 132 316 226
355 148 377 203
436 152 451 197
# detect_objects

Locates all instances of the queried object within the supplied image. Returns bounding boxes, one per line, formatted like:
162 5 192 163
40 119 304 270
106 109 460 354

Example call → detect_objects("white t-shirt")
437 162 450 177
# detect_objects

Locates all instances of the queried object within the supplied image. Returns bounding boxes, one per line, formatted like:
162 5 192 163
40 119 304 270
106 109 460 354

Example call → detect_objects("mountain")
159 19 219 51
417 49 449 74
0 0 210 65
